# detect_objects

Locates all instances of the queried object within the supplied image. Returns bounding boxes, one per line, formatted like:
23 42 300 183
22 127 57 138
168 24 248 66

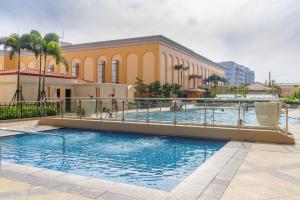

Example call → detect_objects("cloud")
0 0 299 82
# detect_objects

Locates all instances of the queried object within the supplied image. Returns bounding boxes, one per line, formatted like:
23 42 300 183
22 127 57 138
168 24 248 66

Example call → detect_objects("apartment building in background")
219 61 255 86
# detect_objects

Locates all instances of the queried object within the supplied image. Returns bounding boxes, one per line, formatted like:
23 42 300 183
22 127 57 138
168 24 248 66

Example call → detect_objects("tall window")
112 60 119 83
98 61 105 83
72 63 79 77
48 64 55 73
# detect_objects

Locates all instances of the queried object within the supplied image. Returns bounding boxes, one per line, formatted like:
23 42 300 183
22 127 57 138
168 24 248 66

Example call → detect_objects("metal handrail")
62 99 290 132
50 97 280 102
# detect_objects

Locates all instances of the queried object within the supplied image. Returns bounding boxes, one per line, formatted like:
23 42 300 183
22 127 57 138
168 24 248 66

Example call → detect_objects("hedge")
0 104 58 120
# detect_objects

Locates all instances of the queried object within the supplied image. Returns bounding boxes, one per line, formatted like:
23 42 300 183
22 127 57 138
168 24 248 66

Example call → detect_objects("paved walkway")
221 111 300 200
0 177 93 200
0 110 300 200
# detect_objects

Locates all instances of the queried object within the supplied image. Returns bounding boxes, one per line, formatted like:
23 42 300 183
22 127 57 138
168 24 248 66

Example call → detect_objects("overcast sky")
0 0 299 82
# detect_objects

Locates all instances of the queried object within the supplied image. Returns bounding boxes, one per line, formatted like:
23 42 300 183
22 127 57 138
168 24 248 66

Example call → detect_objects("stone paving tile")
96 191 140 200
31 168 66 180
221 121 300 200
55 173 90 185
80 188 106 199
201 180 229 199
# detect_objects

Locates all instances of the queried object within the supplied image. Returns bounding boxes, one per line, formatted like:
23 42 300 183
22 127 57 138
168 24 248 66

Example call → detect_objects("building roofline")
278 83 300 86
0 68 81 80
61 35 223 70
1 35 223 70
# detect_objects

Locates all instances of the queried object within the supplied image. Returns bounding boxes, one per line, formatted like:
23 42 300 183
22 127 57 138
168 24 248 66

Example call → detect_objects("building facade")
219 61 255 86
278 83 300 97
0 35 224 101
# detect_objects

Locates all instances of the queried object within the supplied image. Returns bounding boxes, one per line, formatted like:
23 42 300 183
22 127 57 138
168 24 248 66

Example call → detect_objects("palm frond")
29 30 43 59
20 33 32 50
44 33 59 43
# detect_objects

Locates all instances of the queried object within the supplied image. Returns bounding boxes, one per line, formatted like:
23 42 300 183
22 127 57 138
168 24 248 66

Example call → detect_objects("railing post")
41 101 44 118
100 100 103 120
20 101 23 118
159 100 162 122
147 99 150 123
122 100 125 122
204 103 207 127
286 104 289 132
238 102 241 128
114 99 117 120
79 99 82 119
184 101 187 124
136 100 139 121
174 101 177 125
212 108 215 126
60 100 64 118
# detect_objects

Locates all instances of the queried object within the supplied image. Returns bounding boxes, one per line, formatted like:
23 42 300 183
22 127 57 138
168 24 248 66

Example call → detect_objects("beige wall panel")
173 57 179 84
83 57 94 82
0 55 4 70
28 61 37 69
167 55 173 84
126 53 138 85
160 53 166 84
142 52 155 84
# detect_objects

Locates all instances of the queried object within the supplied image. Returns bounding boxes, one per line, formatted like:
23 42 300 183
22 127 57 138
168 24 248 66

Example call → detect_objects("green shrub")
0 104 58 120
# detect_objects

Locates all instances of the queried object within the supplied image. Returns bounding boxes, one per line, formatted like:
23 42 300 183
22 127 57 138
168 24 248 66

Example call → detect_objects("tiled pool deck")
0 113 299 200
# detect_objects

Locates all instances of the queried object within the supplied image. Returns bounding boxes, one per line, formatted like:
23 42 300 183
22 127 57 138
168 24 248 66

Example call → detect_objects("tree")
148 81 162 97
189 74 201 88
174 64 183 85
174 64 189 93
172 83 182 97
40 33 63 101
28 30 44 102
268 80 282 96
292 88 300 99
134 77 148 95
204 74 225 87
162 83 173 97
237 84 250 96
0 33 32 104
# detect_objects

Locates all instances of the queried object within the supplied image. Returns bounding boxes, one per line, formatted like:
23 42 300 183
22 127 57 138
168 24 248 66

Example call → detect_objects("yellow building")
0 35 224 100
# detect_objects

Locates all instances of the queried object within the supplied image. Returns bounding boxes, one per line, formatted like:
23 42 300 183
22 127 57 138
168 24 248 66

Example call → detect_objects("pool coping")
0 127 252 200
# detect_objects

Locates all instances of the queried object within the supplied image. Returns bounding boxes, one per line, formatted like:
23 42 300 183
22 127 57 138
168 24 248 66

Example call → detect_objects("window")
72 63 79 77
112 60 119 83
48 64 55 73
98 61 105 83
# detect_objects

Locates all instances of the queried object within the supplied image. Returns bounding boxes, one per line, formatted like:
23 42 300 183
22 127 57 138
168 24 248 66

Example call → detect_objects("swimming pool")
0 129 226 191
123 107 298 127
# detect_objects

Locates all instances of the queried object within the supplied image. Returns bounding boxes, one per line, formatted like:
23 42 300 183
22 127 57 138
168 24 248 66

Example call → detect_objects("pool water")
0 129 226 191
124 107 299 126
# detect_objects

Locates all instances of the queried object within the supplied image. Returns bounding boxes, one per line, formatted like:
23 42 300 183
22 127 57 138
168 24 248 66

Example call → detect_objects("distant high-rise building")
219 61 255 86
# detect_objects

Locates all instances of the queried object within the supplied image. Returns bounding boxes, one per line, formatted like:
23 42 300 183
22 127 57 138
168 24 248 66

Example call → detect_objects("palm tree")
174 64 189 89
0 33 31 104
174 64 183 85
28 30 43 102
189 74 201 88
205 74 226 87
40 33 62 101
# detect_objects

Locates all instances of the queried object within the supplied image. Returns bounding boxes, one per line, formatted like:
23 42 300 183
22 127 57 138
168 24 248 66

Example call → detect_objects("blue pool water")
0 129 226 191
124 107 299 126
